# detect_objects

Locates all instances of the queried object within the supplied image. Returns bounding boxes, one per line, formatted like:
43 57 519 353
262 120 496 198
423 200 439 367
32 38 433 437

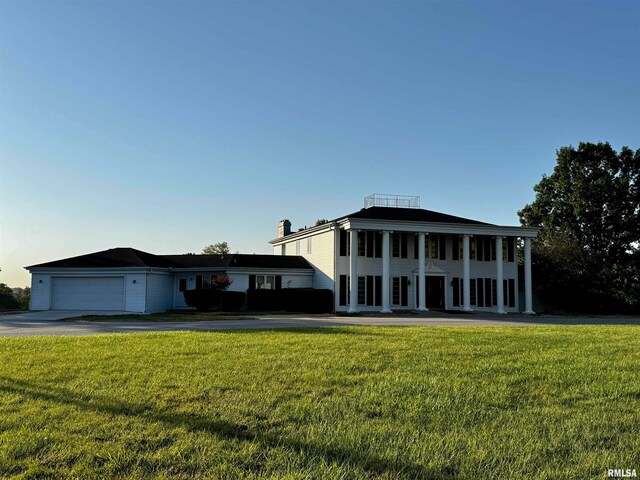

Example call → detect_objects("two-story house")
270 194 537 314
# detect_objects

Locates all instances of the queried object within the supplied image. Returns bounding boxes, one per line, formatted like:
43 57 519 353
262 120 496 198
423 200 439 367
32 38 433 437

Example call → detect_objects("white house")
26 194 537 314
270 194 538 314
27 249 314 313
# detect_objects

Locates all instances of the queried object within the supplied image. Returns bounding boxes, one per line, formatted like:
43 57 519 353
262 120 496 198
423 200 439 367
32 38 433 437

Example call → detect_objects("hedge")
246 288 333 313
183 290 246 312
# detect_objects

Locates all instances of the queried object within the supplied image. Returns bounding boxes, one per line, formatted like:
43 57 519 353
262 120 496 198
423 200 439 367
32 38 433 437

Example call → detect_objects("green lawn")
0 327 638 479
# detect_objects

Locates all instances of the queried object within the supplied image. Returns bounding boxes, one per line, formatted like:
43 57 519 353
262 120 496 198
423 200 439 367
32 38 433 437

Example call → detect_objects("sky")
0 0 638 287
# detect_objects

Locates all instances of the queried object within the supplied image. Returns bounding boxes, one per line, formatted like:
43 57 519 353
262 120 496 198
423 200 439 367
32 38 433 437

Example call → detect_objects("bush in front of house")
219 291 246 311
246 288 333 313
246 289 280 311
183 290 246 312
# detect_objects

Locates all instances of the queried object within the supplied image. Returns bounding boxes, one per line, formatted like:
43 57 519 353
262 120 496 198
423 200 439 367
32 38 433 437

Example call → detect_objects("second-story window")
392 233 408 258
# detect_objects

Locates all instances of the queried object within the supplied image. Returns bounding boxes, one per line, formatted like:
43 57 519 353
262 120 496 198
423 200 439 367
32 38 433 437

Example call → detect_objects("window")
365 232 382 258
195 275 212 289
256 275 275 290
296 240 301 255
473 277 495 307
470 279 477 306
281 244 286 256
359 232 382 258
492 279 497 306
179 278 187 292
484 278 492 307
452 236 460 260
507 238 515 262
339 275 349 306
392 277 400 305
500 279 516 307
453 277 460 307
339 230 349 256
306 238 312 254
392 276 408 306
357 275 383 306
392 233 408 258
358 234 366 256
357 277 366 305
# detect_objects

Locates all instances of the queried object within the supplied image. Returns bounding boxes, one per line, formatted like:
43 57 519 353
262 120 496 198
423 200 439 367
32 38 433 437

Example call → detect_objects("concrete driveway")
0 310 639 337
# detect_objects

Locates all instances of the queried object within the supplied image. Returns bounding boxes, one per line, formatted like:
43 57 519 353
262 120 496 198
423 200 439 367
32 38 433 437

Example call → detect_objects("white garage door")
51 277 125 311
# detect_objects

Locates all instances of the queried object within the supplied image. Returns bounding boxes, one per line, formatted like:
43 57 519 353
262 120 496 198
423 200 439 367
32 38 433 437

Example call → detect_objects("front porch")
336 229 534 314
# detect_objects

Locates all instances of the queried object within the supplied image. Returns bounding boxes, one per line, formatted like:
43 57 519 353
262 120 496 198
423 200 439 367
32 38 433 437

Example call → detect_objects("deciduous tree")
202 242 230 255
519 142 639 312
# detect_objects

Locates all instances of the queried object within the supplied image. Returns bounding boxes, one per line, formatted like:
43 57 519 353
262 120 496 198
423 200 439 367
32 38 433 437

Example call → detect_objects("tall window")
363 231 382 258
392 233 408 258
339 275 350 306
339 230 350 256
357 277 366 304
357 275 382 306
470 237 496 262
306 238 312 254
296 240 301 255
391 276 408 306
179 278 187 292
503 278 516 307
507 238 515 262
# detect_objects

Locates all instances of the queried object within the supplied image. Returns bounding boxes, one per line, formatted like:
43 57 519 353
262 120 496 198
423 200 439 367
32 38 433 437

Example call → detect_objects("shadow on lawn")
0 376 439 479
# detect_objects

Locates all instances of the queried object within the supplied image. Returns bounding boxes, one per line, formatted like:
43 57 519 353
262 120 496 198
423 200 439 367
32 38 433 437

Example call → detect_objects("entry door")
426 276 444 309
415 276 445 309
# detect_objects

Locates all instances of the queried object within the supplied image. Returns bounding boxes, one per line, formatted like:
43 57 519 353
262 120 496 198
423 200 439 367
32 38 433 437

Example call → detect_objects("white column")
348 229 359 313
496 237 505 314
524 237 534 314
417 233 427 311
381 231 392 313
463 234 472 312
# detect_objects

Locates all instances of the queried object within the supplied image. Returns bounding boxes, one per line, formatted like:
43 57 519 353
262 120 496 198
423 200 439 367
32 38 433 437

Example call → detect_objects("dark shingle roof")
27 248 180 269
28 248 313 270
162 254 313 269
334 206 493 225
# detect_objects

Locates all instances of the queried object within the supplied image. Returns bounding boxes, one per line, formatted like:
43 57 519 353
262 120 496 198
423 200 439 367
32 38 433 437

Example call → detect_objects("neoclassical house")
270 194 537 314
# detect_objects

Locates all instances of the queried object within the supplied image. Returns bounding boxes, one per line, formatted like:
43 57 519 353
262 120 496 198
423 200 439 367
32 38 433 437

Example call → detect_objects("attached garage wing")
51 277 125 311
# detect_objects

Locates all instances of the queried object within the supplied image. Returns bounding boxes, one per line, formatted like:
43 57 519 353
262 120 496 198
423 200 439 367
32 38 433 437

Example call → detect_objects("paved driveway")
0 310 639 337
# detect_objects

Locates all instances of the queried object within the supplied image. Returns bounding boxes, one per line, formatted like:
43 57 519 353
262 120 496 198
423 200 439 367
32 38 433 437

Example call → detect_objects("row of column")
347 230 533 314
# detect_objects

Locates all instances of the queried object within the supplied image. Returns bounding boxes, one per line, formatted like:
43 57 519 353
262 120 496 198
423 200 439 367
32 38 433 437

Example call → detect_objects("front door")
416 276 445 310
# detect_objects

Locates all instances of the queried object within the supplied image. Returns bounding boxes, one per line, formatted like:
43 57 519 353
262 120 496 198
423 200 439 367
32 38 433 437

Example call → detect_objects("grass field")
0 326 638 479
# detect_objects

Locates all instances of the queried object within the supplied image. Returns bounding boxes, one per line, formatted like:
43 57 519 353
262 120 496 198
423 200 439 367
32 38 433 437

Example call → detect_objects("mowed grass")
0 327 638 479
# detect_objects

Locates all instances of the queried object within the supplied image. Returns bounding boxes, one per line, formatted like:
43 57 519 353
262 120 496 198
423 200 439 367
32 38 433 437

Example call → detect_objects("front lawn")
0 326 638 479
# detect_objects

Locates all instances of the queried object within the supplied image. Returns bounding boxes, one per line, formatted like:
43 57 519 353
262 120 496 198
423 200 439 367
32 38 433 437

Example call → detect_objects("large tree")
202 242 230 255
519 142 639 313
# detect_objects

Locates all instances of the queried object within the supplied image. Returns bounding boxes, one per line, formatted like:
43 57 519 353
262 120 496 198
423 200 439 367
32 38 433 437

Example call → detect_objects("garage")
51 277 125 311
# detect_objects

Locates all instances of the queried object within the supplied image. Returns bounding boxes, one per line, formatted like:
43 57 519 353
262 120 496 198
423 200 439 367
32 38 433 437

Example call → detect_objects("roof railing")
364 194 420 209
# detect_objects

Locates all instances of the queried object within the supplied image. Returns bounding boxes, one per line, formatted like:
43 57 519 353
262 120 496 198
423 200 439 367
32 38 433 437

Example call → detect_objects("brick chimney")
277 219 292 238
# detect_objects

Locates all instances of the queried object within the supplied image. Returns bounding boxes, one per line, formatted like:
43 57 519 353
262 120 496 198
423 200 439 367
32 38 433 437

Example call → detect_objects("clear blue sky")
1 0 638 287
